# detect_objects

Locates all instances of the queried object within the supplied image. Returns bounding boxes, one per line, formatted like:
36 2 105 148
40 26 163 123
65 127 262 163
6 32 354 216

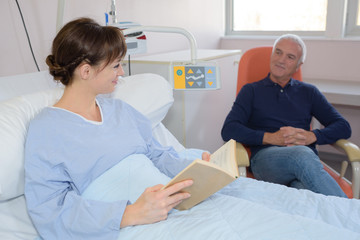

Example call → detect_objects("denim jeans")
250 145 347 198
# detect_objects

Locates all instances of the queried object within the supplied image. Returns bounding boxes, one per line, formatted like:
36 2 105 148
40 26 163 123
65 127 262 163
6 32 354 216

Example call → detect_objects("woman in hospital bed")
24 17 360 240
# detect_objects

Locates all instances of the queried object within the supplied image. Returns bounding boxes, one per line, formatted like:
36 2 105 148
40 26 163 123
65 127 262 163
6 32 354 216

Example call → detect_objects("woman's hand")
120 180 193 228
202 152 211 162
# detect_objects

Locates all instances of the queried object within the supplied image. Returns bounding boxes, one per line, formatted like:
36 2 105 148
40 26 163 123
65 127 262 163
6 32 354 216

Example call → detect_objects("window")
232 0 327 33
226 0 358 38
346 0 360 36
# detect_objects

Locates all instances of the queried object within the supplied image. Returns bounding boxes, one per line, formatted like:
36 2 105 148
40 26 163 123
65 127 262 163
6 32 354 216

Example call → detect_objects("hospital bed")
1 72 360 240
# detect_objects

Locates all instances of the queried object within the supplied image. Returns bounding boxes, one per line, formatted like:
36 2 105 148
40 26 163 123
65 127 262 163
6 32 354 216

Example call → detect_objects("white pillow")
0 88 63 201
111 73 174 128
0 73 173 200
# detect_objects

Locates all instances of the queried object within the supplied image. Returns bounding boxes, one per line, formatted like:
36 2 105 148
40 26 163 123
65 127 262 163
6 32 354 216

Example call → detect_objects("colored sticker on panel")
185 66 205 89
173 65 217 89
205 66 217 89
174 66 186 89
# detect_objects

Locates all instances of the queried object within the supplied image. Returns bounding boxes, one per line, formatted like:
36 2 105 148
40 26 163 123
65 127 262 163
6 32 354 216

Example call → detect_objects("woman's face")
90 58 125 94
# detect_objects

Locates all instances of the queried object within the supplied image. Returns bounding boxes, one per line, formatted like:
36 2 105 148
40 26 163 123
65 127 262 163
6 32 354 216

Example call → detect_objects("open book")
162 139 240 210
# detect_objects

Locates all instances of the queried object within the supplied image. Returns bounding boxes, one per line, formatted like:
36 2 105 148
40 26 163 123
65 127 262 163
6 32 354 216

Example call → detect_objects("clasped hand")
264 126 317 146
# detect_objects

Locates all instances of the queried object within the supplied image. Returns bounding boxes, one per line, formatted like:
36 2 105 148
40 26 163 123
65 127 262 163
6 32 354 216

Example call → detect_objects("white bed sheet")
83 152 360 240
3 181 360 240
118 189 360 240
2 147 360 239
0 196 38 240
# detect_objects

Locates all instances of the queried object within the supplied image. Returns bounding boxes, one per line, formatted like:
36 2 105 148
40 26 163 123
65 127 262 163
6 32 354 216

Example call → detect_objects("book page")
210 139 238 177
161 139 239 210
162 159 236 210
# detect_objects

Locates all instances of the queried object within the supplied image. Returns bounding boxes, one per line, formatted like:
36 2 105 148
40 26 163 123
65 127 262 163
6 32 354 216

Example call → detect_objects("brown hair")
46 17 127 85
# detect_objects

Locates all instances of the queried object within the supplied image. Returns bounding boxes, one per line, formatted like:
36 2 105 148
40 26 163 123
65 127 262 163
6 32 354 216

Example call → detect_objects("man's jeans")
250 145 347 198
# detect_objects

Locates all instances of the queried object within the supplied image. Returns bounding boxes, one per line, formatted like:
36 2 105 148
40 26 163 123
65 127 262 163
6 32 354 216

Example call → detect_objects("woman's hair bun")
46 55 71 85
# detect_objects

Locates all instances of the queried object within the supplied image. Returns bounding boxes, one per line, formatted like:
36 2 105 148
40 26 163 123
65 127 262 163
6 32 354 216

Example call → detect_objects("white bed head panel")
0 71 58 102
0 72 183 201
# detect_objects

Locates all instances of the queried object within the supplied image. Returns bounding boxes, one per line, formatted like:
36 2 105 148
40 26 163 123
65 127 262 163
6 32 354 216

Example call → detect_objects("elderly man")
221 34 351 197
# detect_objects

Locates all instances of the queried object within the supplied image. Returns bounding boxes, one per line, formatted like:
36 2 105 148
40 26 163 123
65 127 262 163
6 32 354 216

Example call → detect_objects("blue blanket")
82 152 360 240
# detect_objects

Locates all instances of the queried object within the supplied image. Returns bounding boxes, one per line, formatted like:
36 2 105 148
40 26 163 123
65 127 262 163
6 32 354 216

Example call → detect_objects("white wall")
220 37 360 83
0 0 224 77
1 0 104 76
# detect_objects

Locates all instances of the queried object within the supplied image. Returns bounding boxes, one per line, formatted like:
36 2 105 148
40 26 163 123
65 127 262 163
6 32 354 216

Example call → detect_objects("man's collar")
264 73 295 87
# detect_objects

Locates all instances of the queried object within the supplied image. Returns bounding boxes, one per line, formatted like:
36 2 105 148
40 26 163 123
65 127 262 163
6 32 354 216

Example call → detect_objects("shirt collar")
264 73 296 87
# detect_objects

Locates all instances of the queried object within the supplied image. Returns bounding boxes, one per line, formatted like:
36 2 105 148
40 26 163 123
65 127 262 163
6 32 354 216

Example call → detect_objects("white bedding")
1 150 360 240
118 191 360 240
84 153 360 240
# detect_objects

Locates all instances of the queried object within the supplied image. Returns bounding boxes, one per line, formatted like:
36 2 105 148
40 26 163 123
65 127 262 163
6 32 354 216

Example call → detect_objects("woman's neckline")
50 99 103 125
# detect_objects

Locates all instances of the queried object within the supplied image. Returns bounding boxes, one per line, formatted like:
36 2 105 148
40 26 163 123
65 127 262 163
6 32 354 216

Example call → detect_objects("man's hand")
263 126 317 146
281 126 316 146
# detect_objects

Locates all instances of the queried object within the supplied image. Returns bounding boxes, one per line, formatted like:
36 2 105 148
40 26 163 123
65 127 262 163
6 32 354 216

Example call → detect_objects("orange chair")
236 46 360 198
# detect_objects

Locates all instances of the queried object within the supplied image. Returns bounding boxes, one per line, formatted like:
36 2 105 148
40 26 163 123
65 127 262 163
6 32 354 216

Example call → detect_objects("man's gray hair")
272 34 306 66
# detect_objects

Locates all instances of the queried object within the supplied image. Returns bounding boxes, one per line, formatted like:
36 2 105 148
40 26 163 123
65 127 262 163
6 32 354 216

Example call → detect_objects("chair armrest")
235 142 250 167
332 139 360 198
331 139 360 163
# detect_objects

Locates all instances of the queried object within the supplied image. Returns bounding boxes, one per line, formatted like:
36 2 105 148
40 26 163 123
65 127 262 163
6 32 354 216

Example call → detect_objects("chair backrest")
236 46 302 95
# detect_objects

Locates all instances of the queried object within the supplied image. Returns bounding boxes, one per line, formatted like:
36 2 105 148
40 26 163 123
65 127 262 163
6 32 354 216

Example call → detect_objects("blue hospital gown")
24 97 193 240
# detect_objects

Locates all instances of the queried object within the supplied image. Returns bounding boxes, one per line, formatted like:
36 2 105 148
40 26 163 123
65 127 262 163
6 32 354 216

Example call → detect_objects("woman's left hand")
202 152 210 162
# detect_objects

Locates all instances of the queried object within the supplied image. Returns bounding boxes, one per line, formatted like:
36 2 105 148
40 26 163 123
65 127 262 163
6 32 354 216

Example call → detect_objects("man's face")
269 38 302 84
